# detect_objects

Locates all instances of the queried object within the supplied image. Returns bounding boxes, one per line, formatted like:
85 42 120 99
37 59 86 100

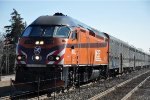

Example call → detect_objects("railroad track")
128 76 150 100
47 68 150 100
89 70 150 100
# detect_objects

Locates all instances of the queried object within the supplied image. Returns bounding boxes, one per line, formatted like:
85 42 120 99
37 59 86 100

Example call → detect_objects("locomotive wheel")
67 68 78 87
68 70 74 87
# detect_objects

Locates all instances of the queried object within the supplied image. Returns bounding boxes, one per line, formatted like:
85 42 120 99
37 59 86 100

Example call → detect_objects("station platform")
0 74 15 87
0 74 15 81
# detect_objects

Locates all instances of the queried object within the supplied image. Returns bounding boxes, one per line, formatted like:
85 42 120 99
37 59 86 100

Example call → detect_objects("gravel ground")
100 71 150 100
128 77 150 100
46 68 150 100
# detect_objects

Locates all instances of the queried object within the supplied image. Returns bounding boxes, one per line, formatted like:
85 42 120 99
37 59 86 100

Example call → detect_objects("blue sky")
0 0 150 52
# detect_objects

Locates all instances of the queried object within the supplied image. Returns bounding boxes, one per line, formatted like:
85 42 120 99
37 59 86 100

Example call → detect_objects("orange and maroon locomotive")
15 13 109 88
15 13 150 89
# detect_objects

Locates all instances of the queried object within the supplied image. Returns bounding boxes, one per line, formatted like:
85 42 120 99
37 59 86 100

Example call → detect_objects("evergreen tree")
1 9 26 75
4 9 26 44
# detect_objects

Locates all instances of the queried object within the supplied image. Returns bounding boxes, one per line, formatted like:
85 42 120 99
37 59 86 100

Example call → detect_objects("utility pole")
0 42 4 81
5 45 8 74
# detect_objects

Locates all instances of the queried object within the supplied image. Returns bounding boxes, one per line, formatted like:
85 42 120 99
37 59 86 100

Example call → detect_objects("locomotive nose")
16 37 66 66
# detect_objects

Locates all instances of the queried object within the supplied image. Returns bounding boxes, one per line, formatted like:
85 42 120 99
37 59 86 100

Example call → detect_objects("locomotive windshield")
22 25 70 38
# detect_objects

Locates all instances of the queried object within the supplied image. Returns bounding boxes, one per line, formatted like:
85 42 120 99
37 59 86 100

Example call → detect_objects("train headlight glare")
40 41 44 45
17 56 22 60
35 41 39 45
17 55 26 61
35 55 40 60
56 56 60 61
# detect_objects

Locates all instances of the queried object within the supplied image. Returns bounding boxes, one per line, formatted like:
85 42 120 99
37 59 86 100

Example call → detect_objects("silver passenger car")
105 33 150 74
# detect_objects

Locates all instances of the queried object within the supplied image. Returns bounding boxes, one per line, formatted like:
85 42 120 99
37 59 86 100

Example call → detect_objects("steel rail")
121 75 150 100
88 70 150 100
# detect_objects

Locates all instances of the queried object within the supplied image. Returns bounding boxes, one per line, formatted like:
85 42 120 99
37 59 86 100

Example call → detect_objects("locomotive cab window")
70 31 77 40
21 25 70 38
22 27 32 37
53 26 70 38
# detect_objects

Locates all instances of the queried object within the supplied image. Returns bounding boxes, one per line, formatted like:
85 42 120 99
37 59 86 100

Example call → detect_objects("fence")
0 44 15 76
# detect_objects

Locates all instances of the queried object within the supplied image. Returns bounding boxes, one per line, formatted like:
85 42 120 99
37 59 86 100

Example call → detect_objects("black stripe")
66 42 107 48
18 42 107 54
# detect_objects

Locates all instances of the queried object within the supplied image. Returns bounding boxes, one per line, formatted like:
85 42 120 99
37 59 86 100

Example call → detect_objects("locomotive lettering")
34 46 41 54
95 50 101 61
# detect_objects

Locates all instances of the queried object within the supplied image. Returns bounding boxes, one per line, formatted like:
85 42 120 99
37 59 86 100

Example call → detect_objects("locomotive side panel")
65 28 108 66
95 34 108 65
64 30 78 65
77 28 89 65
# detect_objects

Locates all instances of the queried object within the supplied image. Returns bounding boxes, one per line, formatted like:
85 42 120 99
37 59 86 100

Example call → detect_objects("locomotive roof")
31 16 78 26
31 15 107 38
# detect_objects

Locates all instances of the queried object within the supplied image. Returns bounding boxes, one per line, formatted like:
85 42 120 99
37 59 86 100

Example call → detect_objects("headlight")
17 55 22 60
35 41 39 45
48 56 54 61
17 55 26 61
48 55 60 61
35 41 44 45
55 56 60 61
35 55 40 60
32 55 41 61
40 41 44 45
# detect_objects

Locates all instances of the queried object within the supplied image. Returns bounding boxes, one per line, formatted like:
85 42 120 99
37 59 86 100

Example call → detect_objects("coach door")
70 31 78 65
120 53 123 73
134 56 135 69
